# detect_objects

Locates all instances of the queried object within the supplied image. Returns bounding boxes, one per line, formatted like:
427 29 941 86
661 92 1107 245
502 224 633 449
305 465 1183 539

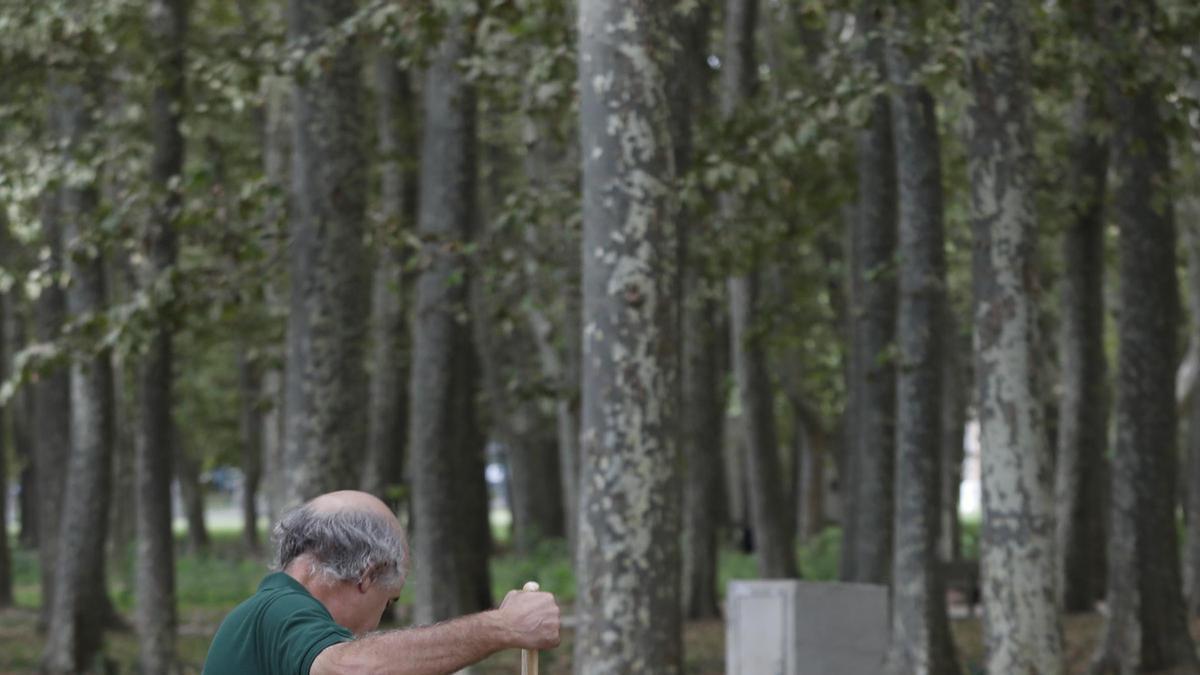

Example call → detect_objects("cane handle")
521 581 540 675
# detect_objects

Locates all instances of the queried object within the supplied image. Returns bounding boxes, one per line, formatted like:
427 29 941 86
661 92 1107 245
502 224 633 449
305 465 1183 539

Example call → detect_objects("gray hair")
273 504 408 590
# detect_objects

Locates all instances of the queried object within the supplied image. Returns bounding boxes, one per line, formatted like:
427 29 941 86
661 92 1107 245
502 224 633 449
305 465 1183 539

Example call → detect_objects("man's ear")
356 572 377 594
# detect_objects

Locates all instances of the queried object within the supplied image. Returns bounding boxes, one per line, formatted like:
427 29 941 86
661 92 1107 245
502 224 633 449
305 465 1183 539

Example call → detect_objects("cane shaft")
522 648 539 675
520 581 540 675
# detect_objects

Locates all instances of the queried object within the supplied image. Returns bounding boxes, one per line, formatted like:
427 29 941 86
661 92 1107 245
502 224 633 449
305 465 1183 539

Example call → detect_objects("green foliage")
490 539 577 604
960 517 981 561
797 527 843 581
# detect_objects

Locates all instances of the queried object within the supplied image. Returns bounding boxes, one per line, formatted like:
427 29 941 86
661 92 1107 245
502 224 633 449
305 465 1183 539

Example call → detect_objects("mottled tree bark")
1091 5 1197 670
1055 89 1109 615
883 10 958 671
409 10 488 625
574 0 682 672
362 52 415 503
722 0 797 581
43 79 116 673
134 1 186 671
964 1 1064 671
841 0 897 585
283 0 369 503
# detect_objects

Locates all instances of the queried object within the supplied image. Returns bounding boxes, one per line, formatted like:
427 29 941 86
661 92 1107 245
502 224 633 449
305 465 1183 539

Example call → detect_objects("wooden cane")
521 581 540 675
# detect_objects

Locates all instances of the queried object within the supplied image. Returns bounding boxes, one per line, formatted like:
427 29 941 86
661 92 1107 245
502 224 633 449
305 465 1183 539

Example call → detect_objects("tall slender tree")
671 1 722 620
13 371 35 551
938 307 965 564
883 4 959 672
32 124 72 633
1184 208 1200 618
964 0 1063 671
722 0 797 581
134 0 186 670
258 73 289 524
362 52 415 503
408 7 490 624
282 0 369 503
525 299 581 552
1091 4 1198 671
43 78 117 674
574 0 682 671
1055 87 1108 614
841 0 898 585
236 346 263 550
0 216 11 609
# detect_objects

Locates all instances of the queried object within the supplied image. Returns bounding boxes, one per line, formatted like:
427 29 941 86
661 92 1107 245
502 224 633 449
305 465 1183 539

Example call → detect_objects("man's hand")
497 589 561 650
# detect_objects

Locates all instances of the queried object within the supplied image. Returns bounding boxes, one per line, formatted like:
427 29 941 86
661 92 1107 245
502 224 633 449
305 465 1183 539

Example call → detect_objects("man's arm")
310 590 560 675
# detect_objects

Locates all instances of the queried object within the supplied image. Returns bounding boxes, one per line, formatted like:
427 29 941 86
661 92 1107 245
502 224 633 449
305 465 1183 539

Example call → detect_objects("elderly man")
203 490 560 675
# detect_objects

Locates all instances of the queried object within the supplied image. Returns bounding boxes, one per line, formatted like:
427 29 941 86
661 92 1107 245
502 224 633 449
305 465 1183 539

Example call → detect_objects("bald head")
273 491 408 591
309 490 399 523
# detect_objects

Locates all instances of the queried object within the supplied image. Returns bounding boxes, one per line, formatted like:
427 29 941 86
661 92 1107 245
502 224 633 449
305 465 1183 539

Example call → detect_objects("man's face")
336 571 403 635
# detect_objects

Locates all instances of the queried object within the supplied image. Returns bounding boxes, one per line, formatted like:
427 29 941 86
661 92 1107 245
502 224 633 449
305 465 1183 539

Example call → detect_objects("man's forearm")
312 610 516 675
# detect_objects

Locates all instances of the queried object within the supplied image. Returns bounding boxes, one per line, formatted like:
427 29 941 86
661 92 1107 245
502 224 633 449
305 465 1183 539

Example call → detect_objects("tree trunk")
32 150 71 632
362 52 414 504
681 274 725 619
670 1 722 619
133 1 185 670
939 307 965 564
964 1 1063 671
109 357 136 567
574 0 682 672
474 300 564 554
1055 89 1109 615
473 143 564 553
841 0 897 585
722 0 797 581
1185 208 1200 617
43 79 116 672
1091 6 1197 670
723 407 750 548
525 303 581 554
237 346 263 552
409 9 487 625
260 75 289 524
883 12 958 671
15 363 36 550
283 0 369 504
0 266 11 608
176 444 209 553
794 412 827 544
453 337 492 614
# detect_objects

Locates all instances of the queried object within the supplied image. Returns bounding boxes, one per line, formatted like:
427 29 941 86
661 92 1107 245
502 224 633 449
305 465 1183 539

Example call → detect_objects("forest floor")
0 530 1172 674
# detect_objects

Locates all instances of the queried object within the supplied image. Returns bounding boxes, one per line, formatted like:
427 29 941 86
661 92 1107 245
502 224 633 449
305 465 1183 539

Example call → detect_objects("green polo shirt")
202 572 354 675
